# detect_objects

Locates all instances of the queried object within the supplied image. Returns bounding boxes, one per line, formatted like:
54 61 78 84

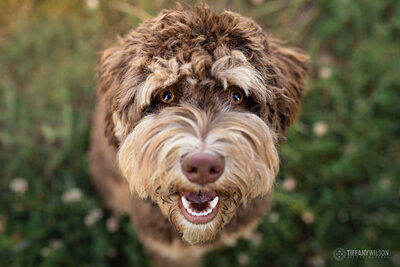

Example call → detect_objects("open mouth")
179 191 219 224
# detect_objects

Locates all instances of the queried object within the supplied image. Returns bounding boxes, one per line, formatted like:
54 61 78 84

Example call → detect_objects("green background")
0 0 399 266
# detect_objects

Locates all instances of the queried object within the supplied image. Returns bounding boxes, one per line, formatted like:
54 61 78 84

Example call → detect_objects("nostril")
182 160 197 174
181 152 225 185
210 167 218 174
188 167 197 173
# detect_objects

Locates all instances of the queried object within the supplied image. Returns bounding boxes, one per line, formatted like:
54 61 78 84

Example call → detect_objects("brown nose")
181 153 224 185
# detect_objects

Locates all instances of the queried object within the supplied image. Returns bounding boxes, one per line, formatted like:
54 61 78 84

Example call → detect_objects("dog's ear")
268 39 309 142
97 45 127 147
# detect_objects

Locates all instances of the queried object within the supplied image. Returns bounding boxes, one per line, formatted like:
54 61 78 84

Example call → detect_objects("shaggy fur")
90 4 308 266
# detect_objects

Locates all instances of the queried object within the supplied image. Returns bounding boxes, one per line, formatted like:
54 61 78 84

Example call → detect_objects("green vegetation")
0 0 399 266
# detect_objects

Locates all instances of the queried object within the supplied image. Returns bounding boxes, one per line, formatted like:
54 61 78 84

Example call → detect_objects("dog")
89 4 308 267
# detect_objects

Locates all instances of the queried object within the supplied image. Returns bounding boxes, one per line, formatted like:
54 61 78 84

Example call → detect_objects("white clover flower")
50 239 63 250
86 0 99 9
250 0 264 5
344 143 356 154
391 252 400 266
268 212 280 223
237 252 249 266
9 178 28 194
302 211 315 224
318 66 332 79
84 208 103 227
379 176 391 190
313 121 329 137
251 231 262 245
61 188 83 203
282 177 297 191
106 217 119 233
41 247 51 257
306 253 325 267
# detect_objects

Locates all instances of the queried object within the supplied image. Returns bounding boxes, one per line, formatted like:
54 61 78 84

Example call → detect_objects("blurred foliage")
0 0 399 266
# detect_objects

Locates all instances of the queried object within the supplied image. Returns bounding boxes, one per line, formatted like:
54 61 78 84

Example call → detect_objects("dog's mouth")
179 191 219 224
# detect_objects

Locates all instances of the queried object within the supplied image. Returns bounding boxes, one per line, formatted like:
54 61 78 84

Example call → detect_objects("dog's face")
98 5 308 244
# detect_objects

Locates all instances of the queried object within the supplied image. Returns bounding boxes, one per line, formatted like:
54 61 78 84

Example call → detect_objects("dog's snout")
181 153 224 185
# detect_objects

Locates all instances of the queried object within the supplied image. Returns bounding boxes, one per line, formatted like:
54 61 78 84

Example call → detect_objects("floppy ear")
268 39 309 142
97 46 127 147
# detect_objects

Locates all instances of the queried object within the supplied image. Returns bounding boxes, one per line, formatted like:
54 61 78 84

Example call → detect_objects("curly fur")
98 4 308 146
90 3 308 266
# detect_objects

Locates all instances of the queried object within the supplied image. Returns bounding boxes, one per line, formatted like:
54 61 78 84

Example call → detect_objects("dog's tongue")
185 191 216 203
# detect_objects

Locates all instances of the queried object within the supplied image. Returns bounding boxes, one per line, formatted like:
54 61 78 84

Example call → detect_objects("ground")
0 0 399 266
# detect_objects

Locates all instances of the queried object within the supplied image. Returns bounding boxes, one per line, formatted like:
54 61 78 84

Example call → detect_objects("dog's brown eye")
159 89 175 103
230 91 244 104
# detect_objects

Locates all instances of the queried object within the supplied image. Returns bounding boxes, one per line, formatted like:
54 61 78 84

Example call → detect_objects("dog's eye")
230 91 244 104
159 89 175 103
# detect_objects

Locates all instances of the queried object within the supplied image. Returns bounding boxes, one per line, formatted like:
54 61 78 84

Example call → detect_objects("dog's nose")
181 153 224 185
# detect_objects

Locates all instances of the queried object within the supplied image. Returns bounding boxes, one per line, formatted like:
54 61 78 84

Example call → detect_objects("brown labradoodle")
89 4 308 267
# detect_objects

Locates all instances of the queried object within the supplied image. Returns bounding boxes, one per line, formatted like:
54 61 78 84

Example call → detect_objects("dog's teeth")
181 196 190 209
209 196 219 209
188 209 195 216
182 195 219 217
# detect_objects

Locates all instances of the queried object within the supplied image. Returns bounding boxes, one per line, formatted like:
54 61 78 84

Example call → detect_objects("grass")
0 0 399 266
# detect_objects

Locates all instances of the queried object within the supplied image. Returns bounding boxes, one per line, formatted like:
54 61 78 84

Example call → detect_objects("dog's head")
97 4 308 244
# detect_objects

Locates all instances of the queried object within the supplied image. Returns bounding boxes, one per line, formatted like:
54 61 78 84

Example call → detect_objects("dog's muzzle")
179 152 224 224
118 105 279 241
